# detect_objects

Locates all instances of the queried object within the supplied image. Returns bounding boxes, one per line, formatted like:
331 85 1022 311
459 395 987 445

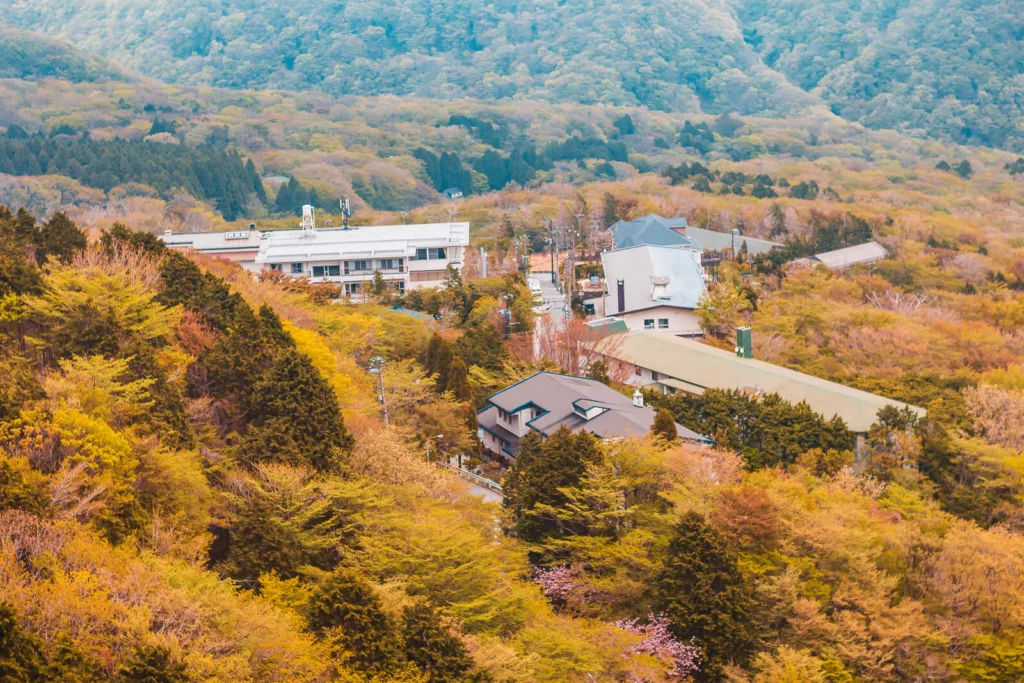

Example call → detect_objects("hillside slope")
4 0 1024 150
1 0 1023 148
0 25 129 83
4 0 817 114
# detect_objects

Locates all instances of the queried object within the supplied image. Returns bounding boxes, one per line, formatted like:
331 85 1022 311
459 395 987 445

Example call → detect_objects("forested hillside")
3 0 1024 150
0 25 128 83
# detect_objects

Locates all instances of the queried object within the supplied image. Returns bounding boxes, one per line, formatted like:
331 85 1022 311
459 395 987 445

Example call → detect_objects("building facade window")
643 319 655 330
377 258 403 271
344 260 372 274
344 282 363 296
634 365 643 376
409 270 448 282
312 265 341 278
268 263 282 271
290 263 304 274
415 248 447 260
658 318 669 329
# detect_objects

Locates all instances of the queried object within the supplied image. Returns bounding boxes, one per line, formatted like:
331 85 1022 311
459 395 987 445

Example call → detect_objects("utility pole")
547 220 555 284
368 356 389 426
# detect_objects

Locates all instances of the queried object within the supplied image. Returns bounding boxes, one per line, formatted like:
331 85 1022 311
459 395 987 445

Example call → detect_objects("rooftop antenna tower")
300 204 316 234
340 198 352 230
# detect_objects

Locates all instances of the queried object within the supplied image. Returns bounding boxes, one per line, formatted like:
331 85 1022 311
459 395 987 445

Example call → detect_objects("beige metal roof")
814 241 887 270
602 332 924 432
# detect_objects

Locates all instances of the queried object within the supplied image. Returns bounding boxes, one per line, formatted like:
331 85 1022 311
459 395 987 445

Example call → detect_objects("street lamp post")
368 356 389 426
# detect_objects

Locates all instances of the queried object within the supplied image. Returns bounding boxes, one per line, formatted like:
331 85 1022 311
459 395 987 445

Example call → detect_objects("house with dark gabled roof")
476 371 710 458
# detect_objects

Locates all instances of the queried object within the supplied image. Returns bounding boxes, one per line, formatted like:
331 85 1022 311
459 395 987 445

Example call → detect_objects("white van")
527 278 544 303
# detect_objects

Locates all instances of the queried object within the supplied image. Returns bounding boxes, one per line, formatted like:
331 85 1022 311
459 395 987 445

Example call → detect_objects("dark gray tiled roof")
479 372 709 455
610 214 696 249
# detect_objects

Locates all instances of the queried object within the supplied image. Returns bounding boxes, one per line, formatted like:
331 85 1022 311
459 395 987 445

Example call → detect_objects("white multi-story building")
253 218 469 298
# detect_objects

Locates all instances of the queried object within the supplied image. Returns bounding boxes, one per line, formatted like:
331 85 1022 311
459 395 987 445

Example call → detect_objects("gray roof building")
610 214 781 255
602 244 707 314
610 214 696 249
477 372 709 457
686 227 781 256
814 241 887 270
596 331 924 434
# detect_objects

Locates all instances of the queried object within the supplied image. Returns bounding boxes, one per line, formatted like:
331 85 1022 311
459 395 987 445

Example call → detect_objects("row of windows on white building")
266 248 449 278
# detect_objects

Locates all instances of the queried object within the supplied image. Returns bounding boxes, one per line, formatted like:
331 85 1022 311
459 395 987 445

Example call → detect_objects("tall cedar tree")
308 569 405 676
401 603 485 683
503 428 600 542
444 357 472 401
225 496 311 583
655 511 757 680
433 342 454 392
0 207 43 296
243 348 353 469
652 408 679 443
34 212 86 265
422 333 442 374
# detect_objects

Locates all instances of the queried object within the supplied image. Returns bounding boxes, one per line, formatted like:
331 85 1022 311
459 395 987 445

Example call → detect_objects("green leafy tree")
655 512 757 680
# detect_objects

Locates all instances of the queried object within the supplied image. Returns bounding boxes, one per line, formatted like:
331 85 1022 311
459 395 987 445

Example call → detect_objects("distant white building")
601 244 707 336
253 218 469 298
159 208 470 299
159 227 264 269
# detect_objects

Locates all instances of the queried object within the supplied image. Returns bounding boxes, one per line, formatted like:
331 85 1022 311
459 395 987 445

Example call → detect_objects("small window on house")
652 371 660 381
643 319 655 330
290 263 304 274
634 366 642 376
416 248 428 260
658 318 669 329
268 263 282 271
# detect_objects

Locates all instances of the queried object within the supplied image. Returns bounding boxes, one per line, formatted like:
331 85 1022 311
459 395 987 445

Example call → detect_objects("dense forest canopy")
0 24 128 83
3 0 1024 150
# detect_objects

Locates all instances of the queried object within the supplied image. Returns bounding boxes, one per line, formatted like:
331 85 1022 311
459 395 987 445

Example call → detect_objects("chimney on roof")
617 279 625 313
736 326 752 359
633 389 643 408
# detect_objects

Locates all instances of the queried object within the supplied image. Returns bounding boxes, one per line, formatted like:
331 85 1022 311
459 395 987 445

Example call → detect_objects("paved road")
467 484 503 504
531 271 568 330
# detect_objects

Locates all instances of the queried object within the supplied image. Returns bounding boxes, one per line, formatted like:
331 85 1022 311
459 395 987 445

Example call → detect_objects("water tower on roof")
300 204 316 234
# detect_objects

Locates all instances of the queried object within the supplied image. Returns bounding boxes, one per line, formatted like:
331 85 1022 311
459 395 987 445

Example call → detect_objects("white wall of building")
610 307 703 335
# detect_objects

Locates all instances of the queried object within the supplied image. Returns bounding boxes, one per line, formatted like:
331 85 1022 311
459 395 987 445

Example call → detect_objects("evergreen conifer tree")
433 342 454 392
117 646 188 683
0 603 44 682
401 603 480 682
444 357 471 401
35 212 86 265
423 334 442 375
308 569 405 676
244 349 354 469
652 408 679 443
655 511 757 680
